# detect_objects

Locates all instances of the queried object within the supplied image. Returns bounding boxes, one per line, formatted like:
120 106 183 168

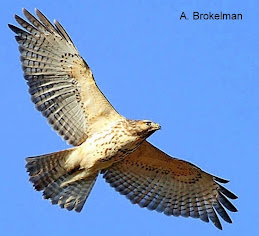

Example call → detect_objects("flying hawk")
9 8 237 230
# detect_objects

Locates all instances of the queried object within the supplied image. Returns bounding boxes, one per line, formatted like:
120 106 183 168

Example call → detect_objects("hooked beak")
155 123 161 130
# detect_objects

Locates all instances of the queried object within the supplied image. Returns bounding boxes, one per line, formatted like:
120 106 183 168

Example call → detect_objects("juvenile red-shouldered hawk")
9 8 237 230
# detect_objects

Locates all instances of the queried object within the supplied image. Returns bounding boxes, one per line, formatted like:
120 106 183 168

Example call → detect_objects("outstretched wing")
9 8 121 146
102 141 237 230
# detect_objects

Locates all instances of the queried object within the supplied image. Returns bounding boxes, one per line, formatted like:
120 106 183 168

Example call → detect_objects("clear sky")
1 0 258 235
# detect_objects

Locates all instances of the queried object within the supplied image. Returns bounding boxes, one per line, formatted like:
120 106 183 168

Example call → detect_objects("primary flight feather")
9 8 237 230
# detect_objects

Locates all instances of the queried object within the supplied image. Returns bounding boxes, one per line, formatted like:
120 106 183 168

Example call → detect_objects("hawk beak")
156 124 161 130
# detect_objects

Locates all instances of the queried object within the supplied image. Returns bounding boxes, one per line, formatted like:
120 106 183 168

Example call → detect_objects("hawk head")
128 119 161 138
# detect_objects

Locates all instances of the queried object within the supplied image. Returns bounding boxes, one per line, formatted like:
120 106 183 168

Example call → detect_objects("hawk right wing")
9 8 122 146
102 141 238 230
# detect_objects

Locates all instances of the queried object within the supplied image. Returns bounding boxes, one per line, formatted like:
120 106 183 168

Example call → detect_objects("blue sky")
1 0 258 235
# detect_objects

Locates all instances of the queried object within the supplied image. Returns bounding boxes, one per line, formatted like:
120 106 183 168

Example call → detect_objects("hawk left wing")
9 9 122 146
102 141 237 230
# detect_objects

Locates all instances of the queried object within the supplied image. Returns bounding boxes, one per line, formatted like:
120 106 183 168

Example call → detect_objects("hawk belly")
68 120 145 173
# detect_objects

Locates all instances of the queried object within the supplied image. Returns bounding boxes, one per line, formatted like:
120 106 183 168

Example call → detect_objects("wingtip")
25 157 32 163
7 23 13 30
14 14 19 20
8 23 19 33
214 176 229 183
8 24 18 36
35 8 40 16
232 207 238 212
14 13 24 24
35 8 45 18
23 8 34 19
213 218 223 230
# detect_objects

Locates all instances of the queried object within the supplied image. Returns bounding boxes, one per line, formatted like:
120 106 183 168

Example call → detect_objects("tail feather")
25 148 98 212
43 173 98 212
26 149 73 190
59 175 97 212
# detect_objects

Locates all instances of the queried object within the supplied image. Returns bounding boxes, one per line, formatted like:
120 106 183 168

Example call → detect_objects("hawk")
9 8 237 230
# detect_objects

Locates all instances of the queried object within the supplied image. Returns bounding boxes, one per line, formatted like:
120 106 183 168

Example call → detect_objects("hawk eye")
145 121 152 126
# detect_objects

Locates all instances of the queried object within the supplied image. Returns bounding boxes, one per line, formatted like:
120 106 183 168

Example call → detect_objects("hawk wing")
102 141 237 230
9 9 121 146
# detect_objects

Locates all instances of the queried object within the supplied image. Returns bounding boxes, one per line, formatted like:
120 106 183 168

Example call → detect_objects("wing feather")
102 141 237 230
9 9 121 146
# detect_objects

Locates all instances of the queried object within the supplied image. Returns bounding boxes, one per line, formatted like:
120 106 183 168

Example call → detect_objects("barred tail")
26 149 98 212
